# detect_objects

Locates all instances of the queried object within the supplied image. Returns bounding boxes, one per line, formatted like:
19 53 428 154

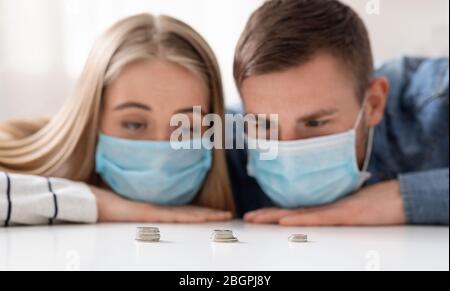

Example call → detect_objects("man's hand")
244 180 406 226
91 186 233 223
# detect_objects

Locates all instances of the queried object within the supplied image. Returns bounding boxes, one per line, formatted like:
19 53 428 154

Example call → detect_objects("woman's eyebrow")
175 107 208 115
113 102 152 111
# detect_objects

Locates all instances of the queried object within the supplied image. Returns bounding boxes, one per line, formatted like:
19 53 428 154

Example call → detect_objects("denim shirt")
227 57 449 225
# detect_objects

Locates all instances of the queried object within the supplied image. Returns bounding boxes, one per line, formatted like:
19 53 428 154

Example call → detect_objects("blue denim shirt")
227 57 449 225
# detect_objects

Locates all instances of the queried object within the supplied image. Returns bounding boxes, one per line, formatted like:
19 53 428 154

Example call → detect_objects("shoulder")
376 57 449 112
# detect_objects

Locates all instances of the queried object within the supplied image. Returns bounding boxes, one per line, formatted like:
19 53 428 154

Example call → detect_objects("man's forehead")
241 54 356 98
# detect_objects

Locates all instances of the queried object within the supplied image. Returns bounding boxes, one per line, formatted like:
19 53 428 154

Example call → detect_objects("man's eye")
305 120 328 128
122 122 147 131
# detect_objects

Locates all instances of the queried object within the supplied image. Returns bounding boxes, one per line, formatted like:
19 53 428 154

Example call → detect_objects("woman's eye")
181 127 201 134
122 122 147 131
305 120 328 128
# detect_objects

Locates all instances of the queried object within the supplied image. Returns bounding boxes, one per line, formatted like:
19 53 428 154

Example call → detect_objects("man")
228 0 449 225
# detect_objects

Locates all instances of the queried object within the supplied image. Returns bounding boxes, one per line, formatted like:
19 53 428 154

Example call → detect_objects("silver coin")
213 229 233 233
288 234 308 243
212 234 235 239
136 237 161 242
136 227 161 242
136 227 160 234
211 230 238 243
136 234 161 239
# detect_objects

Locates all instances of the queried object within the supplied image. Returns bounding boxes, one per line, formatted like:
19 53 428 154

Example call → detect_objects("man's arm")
400 168 449 225
243 170 449 226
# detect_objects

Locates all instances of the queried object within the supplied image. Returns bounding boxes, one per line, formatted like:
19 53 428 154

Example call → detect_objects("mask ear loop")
355 95 375 172
362 127 375 172
354 96 369 130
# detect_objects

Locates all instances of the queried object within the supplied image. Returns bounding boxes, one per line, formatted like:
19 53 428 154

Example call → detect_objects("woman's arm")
0 172 97 226
0 172 232 227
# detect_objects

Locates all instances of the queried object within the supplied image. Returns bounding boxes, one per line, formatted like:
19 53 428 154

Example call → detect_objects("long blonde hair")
0 14 235 212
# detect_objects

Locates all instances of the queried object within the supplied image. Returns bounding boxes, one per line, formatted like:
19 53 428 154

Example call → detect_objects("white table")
0 221 448 271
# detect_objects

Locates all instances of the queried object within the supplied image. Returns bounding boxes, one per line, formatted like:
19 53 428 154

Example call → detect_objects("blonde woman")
0 14 235 226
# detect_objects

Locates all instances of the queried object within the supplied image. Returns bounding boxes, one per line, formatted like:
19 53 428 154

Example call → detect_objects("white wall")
343 0 449 62
0 0 449 121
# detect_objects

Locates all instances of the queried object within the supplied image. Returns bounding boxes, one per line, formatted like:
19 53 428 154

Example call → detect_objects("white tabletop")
0 221 448 271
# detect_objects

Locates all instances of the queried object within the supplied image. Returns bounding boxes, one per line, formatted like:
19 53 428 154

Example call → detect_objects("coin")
136 227 161 242
211 229 239 243
288 234 308 243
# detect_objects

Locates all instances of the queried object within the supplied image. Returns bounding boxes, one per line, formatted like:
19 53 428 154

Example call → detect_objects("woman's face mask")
95 135 213 205
247 100 374 208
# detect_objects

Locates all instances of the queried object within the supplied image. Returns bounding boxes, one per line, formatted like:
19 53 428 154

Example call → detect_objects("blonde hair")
0 14 235 213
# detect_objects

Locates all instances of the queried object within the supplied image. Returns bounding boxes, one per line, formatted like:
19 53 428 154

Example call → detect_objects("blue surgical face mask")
247 102 374 208
95 134 213 206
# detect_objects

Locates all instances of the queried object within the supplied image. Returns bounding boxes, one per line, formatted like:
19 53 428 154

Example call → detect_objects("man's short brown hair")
234 0 374 98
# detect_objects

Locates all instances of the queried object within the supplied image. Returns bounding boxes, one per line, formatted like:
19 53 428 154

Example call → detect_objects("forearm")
399 168 449 225
91 185 153 223
0 172 98 226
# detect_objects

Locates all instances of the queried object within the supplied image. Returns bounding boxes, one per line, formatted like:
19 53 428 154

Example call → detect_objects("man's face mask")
247 99 374 208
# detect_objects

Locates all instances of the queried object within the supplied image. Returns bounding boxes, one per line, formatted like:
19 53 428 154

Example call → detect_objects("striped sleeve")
0 172 98 226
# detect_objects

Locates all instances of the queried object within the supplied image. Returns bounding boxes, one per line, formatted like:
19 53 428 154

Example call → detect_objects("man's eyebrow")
113 102 152 111
175 107 208 115
297 109 339 122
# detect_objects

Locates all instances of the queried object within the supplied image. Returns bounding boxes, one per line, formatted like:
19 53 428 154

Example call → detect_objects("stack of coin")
135 227 161 242
288 234 308 243
211 229 239 243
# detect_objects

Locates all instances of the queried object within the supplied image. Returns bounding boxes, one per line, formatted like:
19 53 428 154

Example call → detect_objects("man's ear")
365 77 389 127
